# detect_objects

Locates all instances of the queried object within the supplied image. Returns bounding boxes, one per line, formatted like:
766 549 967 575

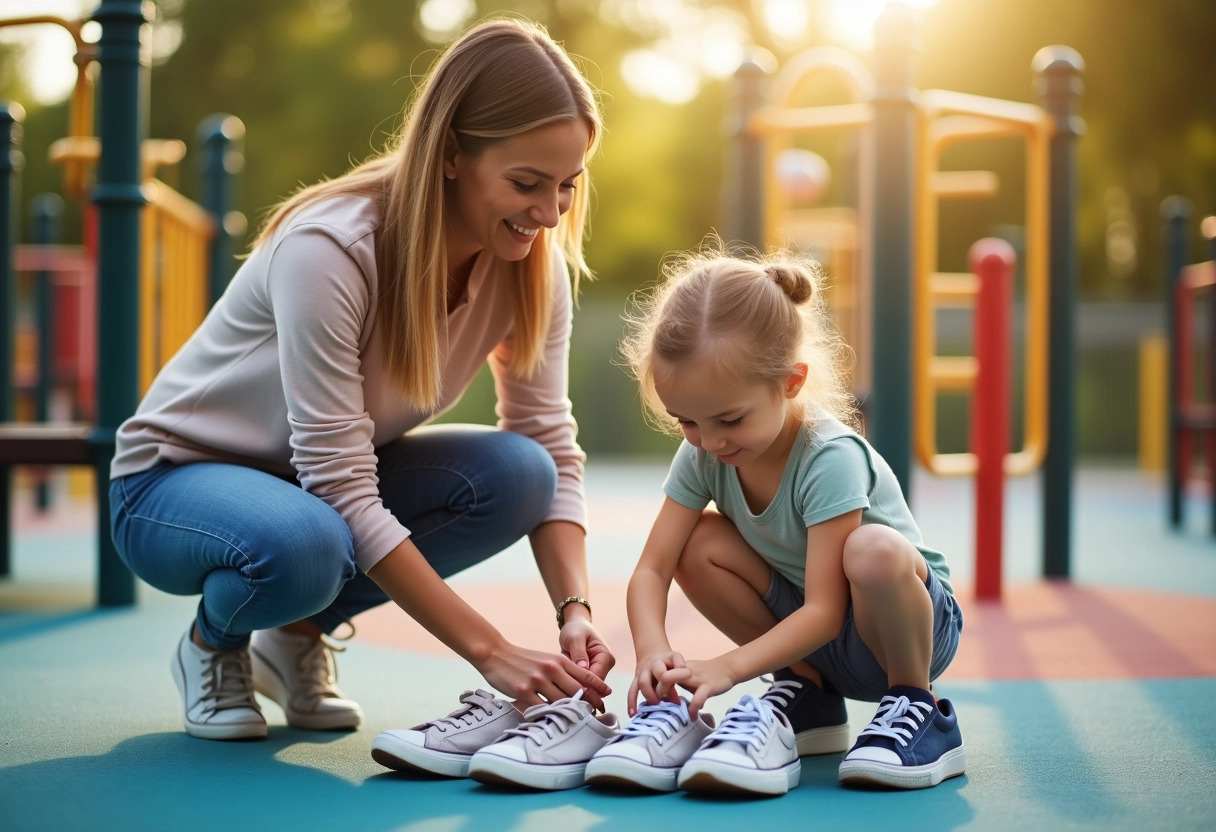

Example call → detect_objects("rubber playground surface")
2 461 1214 832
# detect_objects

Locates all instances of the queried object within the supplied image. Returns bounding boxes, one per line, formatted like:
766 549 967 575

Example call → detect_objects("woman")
109 17 614 742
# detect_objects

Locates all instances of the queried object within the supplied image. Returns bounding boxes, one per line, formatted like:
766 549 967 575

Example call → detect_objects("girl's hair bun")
765 263 815 304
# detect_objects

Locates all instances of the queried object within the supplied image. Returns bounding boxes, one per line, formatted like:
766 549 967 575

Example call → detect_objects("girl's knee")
842 525 918 589
673 512 733 583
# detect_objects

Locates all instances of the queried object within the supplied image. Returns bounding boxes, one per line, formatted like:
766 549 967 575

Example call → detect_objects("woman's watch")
556 596 591 628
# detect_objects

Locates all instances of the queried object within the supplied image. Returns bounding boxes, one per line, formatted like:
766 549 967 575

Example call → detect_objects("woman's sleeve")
488 247 587 530
267 226 409 572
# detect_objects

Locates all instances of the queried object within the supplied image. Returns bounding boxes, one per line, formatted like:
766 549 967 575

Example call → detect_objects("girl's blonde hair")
621 241 856 433
254 17 601 411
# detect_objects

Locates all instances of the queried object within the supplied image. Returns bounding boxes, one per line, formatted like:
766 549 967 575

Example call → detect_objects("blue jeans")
110 425 558 651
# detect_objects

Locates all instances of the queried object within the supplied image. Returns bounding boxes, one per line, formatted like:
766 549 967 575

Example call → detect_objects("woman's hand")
476 642 612 712
558 617 616 683
627 650 686 716
655 658 733 719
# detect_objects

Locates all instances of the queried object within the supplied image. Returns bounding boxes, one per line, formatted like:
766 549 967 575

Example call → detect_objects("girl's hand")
477 642 612 712
627 651 686 716
656 658 733 719
559 617 616 683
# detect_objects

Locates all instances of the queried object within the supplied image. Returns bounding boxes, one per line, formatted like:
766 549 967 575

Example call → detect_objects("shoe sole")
467 754 589 791
795 723 850 756
838 745 967 789
250 647 362 731
678 758 801 796
171 645 267 741
371 731 471 778
584 755 680 792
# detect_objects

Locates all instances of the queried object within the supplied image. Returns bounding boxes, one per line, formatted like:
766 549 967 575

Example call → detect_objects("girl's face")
653 359 807 469
443 119 590 265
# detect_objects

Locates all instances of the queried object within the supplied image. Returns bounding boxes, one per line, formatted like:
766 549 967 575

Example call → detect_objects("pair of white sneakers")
371 687 803 796
171 625 363 740
373 688 620 790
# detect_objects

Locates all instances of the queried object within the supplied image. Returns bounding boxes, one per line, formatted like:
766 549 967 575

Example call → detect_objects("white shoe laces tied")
760 678 803 709
503 688 591 746
858 695 934 747
704 694 776 752
431 689 504 733
294 635 346 701
619 699 691 742
201 648 258 714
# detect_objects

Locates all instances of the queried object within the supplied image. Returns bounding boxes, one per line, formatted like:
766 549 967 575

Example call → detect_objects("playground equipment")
1162 196 1216 535
0 2 244 605
724 5 1083 595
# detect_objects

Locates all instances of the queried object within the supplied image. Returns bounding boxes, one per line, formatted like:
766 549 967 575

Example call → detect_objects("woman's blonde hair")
255 17 601 410
621 240 856 433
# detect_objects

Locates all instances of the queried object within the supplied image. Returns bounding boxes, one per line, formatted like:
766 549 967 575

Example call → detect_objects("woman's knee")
842 525 920 591
477 431 558 529
244 500 355 600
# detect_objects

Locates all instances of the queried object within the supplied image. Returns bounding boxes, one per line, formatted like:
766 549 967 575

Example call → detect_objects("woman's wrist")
556 596 591 628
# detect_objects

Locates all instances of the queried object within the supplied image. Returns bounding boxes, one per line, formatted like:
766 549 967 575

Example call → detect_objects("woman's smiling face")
443 118 590 264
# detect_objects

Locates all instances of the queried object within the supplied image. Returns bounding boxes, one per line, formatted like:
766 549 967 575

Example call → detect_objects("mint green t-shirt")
662 415 953 595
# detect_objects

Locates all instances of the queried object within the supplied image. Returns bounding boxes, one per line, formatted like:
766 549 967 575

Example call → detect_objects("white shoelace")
294 636 346 701
760 678 803 709
857 695 934 747
617 699 691 743
502 689 590 746
430 689 505 732
703 694 776 752
201 649 258 713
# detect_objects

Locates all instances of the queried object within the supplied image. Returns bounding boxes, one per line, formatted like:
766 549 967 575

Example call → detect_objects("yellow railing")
139 180 214 392
914 90 1052 476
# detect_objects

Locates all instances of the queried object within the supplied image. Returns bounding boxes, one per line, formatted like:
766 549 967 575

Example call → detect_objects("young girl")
614 246 966 793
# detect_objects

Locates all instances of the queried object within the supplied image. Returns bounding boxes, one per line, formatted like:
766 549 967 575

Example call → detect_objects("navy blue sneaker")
837 686 966 789
760 667 849 755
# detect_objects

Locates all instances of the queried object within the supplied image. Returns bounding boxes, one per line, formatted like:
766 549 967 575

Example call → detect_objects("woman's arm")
367 535 611 710
529 519 615 682
656 509 858 716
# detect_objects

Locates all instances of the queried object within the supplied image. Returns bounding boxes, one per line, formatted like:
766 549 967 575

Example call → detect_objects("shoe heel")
795 723 850 756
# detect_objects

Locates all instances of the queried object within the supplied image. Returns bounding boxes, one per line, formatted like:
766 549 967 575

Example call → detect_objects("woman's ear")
784 363 809 398
442 128 460 181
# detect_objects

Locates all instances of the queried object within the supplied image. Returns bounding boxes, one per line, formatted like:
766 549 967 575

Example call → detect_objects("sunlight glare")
827 0 940 50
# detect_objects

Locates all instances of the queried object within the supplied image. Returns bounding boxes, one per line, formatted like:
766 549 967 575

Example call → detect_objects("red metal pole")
970 238 1016 600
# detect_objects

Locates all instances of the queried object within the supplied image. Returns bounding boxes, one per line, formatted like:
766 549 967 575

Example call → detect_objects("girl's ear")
442 128 460 180
784 363 809 399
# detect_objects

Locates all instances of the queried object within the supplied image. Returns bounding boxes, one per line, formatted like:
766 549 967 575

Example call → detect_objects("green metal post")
723 53 771 248
92 0 149 606
197 114 245 304
1162 196 1191 529
1034 46 1085 579
869 5 919 497
33 194 64 511
0 102 23 578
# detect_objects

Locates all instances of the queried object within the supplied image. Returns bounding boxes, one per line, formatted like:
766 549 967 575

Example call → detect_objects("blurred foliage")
1 0 1214 457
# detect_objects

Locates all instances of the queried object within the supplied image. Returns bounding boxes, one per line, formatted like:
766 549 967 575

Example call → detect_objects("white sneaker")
372 689 523 778
170 628 267 741
677 694 801 796
250 627 362 730
468 689 621 790
585 697 716 792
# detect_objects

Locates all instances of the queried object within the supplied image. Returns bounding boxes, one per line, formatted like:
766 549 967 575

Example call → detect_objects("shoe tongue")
888 685 935 709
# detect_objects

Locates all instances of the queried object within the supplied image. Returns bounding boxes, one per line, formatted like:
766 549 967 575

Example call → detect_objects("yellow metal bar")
913 90 1053 477
929 356 977 390
750 102 874 136
1138 332 1167 472
929 272 980 303
932 170 999 199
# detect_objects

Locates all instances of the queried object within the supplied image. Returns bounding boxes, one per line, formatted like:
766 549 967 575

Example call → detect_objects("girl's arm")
529 519 615 683
626 497 703 713
657 509 859 716
367 535 611 711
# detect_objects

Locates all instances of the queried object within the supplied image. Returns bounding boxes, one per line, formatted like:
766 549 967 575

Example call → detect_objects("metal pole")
0 102 23 579
869 4 919 497
197 114 245 304
723 53 771 249
32 193 64 511
1034 46 1084 580
92 0 149 606
1161 196 1191 529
